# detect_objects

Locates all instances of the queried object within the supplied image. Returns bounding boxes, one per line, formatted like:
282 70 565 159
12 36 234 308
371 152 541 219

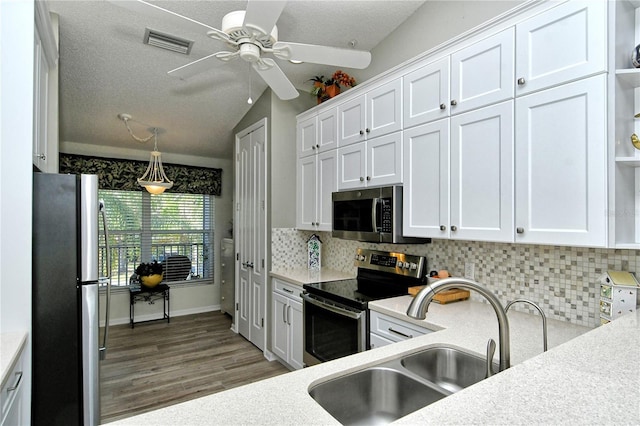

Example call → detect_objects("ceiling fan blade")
108 0 220 35
253 58 299 100
243 0 286 35
273 42 372 69
168 51 238 79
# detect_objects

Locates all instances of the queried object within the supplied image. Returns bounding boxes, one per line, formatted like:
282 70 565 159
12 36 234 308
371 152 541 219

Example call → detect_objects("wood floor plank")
100 311 290 424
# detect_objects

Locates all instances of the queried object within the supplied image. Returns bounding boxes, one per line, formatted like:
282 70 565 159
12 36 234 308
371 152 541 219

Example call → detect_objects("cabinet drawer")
274 279 302 301
370 311 431 343
370 332 394 349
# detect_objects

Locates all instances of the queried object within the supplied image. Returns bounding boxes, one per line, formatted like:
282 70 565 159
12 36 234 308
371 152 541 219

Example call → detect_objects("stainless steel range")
302 248 427 366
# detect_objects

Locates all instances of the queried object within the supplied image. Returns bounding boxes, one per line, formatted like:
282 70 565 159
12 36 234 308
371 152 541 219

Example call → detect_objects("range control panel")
354 248 426 279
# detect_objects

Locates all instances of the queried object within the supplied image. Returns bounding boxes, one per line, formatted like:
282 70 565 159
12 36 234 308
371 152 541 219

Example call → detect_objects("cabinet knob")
38 154 46 160
360 177 365 182
517 77 526 85
366 128 370 133
440 103 446 110
311 145 316 150
366 176 371 181
316 144 320 148
440 225 446 231
451 225 457 232
451 100 457 106
359 130 364 135
221 263 225 267
516 227 525 234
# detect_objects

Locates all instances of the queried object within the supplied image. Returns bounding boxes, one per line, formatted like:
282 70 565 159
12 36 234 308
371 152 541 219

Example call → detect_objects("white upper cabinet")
450 101 514 242
515 74 606 247
403 57 450 128
337 132 403 190
450 28 515 115
297 115 317 158
403 119 450 238
338 79 402 146
317 108 338 152
296 150 337 231
515 0 606 95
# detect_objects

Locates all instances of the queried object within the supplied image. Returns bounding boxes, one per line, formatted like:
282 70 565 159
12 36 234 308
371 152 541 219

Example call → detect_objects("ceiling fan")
112 0 372 100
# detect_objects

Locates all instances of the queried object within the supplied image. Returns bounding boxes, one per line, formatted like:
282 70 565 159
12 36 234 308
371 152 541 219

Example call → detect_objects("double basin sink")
309 346 498 425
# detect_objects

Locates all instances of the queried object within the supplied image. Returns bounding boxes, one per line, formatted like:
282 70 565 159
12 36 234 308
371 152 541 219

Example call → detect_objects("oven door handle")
302 293 363 320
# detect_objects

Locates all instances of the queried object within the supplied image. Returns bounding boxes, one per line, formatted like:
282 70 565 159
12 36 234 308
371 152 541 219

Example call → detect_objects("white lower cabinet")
369 311 432 349
1 344 26 426
271 279 304 370
515 74 606 247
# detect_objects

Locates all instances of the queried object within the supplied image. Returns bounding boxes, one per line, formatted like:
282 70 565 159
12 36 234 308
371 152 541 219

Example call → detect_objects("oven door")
302 293 367 366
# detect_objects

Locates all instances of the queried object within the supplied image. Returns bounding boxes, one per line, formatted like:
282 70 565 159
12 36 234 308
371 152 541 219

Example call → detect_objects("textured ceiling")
48 0 426 159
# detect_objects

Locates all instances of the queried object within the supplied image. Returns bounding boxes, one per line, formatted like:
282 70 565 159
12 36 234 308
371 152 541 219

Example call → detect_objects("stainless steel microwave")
332 186 430 244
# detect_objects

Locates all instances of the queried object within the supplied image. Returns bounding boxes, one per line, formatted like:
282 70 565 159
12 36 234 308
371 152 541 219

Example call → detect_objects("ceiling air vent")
143 28 194 55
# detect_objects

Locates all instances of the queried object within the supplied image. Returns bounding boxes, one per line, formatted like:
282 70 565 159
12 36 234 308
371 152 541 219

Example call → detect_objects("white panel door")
515 75 606 247
367 132 403 187
316 150 337 231
236 132 252 339
403 57 450 128
403 119 450 238
450 27 515 115
317 108 338 152
515 0 606 95
450 101 514 242
296 155 317 230
337 142 366 190
297 115 317 158
289 298 304 370
338 96 366 146
366 78 402 139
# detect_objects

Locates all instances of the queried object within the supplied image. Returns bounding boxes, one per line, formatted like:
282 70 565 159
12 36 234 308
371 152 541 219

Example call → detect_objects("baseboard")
103 304 221 326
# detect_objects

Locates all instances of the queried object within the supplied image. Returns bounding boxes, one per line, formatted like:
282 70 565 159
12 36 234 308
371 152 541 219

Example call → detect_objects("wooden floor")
100 311 290 424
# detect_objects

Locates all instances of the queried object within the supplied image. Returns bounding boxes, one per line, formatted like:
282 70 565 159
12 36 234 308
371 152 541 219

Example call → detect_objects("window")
99 190 214 286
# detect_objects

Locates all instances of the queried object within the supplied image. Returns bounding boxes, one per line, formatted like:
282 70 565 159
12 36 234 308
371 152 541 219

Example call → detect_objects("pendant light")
118 113 174 195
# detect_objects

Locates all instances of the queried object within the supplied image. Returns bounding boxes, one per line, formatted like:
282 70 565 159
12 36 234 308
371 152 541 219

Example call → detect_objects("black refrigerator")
32 173 111 426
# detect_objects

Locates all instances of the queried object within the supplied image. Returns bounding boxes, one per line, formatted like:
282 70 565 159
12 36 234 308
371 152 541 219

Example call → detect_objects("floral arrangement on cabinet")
310 70 356 104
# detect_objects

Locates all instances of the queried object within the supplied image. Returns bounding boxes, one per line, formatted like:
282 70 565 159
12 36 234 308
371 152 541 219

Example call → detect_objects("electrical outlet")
464 262 475 280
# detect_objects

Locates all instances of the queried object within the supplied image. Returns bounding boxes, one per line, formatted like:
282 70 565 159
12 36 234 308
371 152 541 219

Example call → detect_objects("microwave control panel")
380 199 392 233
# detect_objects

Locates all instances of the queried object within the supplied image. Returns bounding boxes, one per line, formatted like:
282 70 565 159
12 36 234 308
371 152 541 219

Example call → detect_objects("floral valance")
59 153 222 196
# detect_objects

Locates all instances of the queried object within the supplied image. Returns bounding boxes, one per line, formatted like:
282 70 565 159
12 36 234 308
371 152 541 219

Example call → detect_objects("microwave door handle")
372 198 379 233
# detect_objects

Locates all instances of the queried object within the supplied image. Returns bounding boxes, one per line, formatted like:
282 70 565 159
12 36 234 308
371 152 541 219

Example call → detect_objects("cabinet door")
450 27 514 115
33 27 49 171
515 75 606 247
289 298 304 370
296 155 317 230
338 96 366 146
316 150 337 231
515 0 606 95
367 132 403 187
297 115 317 158
271 292 288 362
366 78 402 139
403 57 450 128
317 108 338 152
450 101 514 242
337 142 367 190
403 119 450 238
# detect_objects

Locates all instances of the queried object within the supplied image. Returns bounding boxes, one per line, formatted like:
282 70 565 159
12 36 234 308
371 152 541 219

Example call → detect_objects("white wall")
0 1 35 422
60 142 233 313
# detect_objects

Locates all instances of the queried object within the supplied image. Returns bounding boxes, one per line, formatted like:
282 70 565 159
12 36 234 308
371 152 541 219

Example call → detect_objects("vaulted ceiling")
48 1 426 159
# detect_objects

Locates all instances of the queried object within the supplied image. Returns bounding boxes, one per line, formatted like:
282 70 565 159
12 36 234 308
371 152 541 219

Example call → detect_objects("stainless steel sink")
309 367 447 425
401 346 498 393
309 346 496 424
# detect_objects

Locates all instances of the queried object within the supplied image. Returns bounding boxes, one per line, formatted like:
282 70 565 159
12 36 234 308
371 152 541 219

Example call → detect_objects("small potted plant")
310 70 357 104
135 260 164 288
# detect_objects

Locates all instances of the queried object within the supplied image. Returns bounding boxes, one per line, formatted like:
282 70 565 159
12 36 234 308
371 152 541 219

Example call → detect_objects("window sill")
99 279 214 294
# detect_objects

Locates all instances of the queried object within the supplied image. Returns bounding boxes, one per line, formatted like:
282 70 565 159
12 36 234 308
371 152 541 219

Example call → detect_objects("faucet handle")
486 338 496 378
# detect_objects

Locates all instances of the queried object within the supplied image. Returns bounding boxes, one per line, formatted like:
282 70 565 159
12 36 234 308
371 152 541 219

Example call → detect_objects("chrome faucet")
407 277 511 371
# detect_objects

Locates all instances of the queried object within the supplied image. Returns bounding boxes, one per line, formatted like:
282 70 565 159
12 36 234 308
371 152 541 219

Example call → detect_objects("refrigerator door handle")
99 200 111 360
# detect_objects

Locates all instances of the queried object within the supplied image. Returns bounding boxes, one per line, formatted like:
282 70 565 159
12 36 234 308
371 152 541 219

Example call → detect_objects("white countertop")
107 296 640 426
0 332 27 388
270 267 355 286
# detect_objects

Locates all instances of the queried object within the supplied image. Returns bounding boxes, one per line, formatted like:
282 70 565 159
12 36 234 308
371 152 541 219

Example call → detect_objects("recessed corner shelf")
615 156 640 167
616 69 640 87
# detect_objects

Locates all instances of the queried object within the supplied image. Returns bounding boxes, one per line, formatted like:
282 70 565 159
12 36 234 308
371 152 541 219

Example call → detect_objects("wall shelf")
616 69 640 87
615 156 640 167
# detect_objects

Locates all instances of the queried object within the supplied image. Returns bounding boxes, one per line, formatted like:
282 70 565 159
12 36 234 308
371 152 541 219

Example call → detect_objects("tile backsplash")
271 228 640 328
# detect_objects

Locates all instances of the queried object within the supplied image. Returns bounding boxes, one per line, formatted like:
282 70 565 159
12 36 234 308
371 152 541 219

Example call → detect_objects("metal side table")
129 283 170 328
